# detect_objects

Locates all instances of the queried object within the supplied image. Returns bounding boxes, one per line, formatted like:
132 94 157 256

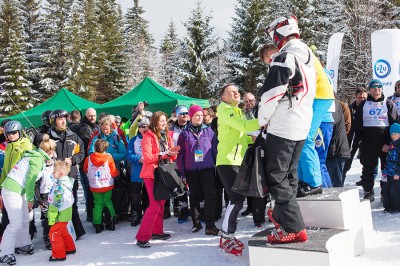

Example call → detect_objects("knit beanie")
390 123 400 135
188 105 203 118
368 79 383 89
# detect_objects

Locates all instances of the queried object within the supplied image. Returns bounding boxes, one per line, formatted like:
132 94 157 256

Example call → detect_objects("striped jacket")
258 39 317 141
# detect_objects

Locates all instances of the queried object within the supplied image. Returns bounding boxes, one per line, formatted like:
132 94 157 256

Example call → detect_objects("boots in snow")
0 254 16 265
105 217 116 231
95 224 104 234
15 244 35 255
164 206 171 219
44 237 52 250
131 212 141 226
178 202 189 223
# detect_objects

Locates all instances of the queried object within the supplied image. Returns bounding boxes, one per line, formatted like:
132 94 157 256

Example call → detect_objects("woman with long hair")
135 112 180 248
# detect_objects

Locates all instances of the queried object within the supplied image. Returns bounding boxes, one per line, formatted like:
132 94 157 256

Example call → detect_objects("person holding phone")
135 111 179 248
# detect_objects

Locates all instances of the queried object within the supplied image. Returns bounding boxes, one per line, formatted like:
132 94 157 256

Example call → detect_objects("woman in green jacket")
0 135 56 265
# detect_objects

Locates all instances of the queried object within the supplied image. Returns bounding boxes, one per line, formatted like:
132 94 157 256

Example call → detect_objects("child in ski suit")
48 160 76 262
84 139 119 233
381 123 400 213
0 135 55 265
35 150 56 250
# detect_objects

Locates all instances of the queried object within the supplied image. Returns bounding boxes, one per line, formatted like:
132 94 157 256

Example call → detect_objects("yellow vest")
314 57 335 100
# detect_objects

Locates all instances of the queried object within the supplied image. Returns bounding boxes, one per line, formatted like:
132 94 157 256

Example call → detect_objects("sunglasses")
371 85 382 89
139 125 149 129
179 112 189 116
6 131 18 136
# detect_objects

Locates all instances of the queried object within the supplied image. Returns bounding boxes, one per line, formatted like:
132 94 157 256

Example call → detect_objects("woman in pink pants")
135 111 179 248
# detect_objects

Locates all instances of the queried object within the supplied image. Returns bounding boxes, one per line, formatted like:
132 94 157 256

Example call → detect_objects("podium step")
296 187 366 256
248 227 351 266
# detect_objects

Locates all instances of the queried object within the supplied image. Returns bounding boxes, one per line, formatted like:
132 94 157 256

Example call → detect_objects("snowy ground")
13 159 400 265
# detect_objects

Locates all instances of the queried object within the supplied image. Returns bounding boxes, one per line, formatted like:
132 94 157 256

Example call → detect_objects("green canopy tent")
97 77 209 119
3 88 100 128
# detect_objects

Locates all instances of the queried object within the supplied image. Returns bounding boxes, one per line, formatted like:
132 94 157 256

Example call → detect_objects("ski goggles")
370 84 382 89
5 131 18 136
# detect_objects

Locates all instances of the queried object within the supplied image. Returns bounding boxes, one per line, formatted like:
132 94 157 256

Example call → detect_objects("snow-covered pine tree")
66 0 101 101
20 0 42 100
380 0 400 27
159 19 181 89
96 0 127 103
178 0 218 99
0 0 32 116
207 38 230 100
125 0 155 89
63 0 99 101
268 0 290 17
225 0 270 95
289 0 321 47
40 0 74 100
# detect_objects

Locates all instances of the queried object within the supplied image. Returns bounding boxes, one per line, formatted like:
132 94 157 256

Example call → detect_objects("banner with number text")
326 32 344 92
371 29 400 98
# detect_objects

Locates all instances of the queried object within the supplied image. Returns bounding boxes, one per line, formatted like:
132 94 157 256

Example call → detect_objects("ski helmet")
265 15 300 49
41 110 53 127
49 109 69 125
4 120 23 140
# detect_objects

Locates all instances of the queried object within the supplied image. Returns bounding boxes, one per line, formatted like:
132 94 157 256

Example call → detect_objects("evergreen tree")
63 0 100 101
20 0 43 97
96 0 127 103
225 0 269 95
289 0 321 47
159 19 180 89
207 39 230 100
0 0 32 116
178 0 218 99
41 0 74 99
125 0 155 88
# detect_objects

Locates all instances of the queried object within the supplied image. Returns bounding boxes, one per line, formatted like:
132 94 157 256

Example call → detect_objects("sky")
118 0 238 46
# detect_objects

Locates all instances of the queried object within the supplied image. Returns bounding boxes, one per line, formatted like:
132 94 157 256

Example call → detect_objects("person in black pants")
177 105 220 235
48 109 86 239
259 16 317 243
353 79 398 202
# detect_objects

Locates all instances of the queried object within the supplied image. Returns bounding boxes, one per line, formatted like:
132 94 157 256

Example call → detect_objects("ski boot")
219 232 243 256
267 228 308 244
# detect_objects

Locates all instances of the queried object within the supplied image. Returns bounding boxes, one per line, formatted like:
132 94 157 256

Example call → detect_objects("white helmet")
265 15 300 49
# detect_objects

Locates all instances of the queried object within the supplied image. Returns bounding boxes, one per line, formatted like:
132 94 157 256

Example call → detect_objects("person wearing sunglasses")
387 80 400 115
353 79 399 202
0 121 34 242
127 118 151 227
